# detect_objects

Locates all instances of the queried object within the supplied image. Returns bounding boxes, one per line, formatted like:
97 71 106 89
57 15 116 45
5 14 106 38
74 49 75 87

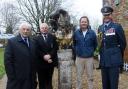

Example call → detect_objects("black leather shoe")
96 66 101 70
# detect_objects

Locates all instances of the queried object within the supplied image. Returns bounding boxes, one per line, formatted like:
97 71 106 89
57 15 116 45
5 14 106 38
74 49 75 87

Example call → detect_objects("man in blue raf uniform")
98 6 126 89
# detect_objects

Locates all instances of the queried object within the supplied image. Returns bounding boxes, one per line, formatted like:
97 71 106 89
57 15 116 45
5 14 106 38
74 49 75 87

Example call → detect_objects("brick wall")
103 0 128 62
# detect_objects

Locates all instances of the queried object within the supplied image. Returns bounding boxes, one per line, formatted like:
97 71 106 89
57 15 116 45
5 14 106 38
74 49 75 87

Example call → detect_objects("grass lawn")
0 48 5 79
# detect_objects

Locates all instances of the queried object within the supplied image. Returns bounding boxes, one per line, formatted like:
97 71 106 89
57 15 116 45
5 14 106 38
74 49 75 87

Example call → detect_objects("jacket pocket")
110 48 122 65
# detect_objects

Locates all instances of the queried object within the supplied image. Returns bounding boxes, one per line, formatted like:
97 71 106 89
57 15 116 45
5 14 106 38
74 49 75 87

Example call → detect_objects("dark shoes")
119 67 124 74
96 66 101 70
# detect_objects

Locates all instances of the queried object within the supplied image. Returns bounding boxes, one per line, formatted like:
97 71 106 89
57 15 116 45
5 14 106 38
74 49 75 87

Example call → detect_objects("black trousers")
6 77 37 89
37 67 54 89
101 67 119 89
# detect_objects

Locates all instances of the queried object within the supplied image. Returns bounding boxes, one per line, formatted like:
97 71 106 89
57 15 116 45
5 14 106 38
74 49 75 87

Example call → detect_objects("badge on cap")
101 6 113 16
104 7 107 13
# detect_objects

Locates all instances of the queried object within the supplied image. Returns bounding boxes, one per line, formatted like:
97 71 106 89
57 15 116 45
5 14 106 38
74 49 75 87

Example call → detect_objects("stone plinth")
58 49 72 89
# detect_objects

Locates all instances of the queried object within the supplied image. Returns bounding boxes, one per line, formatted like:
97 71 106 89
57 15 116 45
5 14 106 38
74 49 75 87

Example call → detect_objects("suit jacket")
4 35 37 89
35 33 58 69
98 22 126 67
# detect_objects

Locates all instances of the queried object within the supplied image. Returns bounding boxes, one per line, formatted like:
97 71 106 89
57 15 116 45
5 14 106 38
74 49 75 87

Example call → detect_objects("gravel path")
0 75 7 89
1 61 128 89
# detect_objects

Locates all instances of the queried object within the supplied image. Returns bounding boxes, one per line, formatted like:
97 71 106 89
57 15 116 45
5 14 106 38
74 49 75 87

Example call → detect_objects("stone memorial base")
58 49 72 89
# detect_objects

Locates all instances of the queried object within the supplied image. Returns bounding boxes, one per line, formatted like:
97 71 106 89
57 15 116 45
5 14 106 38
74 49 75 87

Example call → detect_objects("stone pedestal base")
58 49 72 89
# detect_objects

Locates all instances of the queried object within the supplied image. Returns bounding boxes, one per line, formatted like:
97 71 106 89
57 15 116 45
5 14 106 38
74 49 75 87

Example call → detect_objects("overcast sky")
61 0 103 25
1 0 102 17
1 0 103 27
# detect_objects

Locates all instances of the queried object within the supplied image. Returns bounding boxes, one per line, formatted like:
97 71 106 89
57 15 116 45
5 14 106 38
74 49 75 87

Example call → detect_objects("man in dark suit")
4 23 37 89
35 23 58 89
98 6 126 89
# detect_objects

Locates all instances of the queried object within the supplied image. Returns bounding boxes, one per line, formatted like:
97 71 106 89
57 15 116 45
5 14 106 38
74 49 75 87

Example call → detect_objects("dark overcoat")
4 35 37 89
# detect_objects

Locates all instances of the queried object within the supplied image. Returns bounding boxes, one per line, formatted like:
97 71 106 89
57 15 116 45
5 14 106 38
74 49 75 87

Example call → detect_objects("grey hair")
40 23 49 28
19 22 32 30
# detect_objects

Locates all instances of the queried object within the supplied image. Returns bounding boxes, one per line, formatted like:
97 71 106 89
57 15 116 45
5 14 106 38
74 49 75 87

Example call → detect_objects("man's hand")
44 54 51 60
43 54 52 63
47 59 53 63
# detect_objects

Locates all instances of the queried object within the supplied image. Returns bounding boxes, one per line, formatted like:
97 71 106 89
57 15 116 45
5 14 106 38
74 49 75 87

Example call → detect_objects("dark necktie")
24 38 29 47
104 25 108 32
44 35 47 42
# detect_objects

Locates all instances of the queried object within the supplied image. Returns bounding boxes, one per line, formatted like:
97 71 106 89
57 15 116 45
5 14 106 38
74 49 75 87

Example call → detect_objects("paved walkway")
1 61 128 89
52 65 128 89
0 75 7 89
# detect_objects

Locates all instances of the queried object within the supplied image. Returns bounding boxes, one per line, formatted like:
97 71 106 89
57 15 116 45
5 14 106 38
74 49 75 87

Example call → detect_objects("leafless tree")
0 3 21 34
16 0 62 33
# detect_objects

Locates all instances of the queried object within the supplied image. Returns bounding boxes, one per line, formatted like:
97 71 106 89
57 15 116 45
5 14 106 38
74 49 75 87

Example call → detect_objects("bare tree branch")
16 0 62 33
0 3 21 33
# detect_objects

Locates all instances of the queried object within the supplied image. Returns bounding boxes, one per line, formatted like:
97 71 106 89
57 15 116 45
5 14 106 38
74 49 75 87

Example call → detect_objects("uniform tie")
104 25 108 32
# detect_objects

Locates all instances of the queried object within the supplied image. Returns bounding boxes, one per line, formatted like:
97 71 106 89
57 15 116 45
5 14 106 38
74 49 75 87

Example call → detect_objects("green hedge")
0 48 5 79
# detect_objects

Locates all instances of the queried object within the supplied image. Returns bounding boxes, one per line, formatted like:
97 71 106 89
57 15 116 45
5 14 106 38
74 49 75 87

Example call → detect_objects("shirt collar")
104 21 111 26
20 34 28 41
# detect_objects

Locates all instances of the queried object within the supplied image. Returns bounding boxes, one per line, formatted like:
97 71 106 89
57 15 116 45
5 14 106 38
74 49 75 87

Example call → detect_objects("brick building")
103 0 128 62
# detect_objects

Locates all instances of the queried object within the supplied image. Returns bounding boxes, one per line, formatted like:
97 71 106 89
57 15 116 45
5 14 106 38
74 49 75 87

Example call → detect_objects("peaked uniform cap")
101 6 113 16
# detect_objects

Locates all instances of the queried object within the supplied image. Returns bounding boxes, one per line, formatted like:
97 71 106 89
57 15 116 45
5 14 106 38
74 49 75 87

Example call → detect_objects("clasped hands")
43 54 53 63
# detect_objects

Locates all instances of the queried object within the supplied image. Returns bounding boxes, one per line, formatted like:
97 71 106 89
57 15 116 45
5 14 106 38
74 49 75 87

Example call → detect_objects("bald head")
40 23 49 34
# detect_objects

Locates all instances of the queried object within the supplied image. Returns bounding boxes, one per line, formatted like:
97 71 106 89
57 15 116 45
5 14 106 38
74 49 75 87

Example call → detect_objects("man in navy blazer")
35 23 58 89
98 6 126 89
4 23 37 89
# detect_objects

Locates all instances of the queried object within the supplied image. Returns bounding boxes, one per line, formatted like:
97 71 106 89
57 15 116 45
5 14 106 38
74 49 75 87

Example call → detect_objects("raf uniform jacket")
98 22 126 67
4 35 37 89
35 33 58 69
